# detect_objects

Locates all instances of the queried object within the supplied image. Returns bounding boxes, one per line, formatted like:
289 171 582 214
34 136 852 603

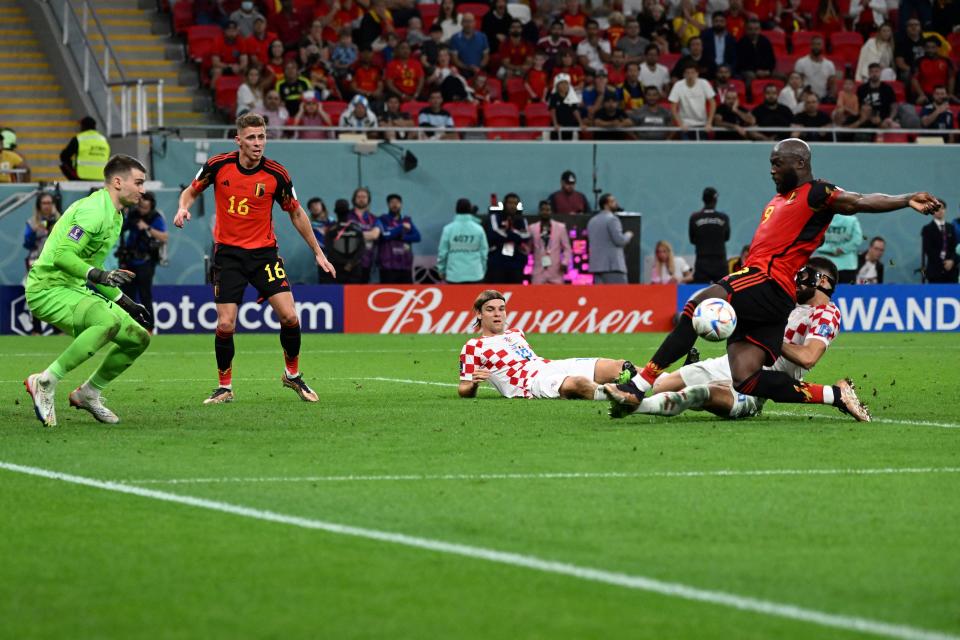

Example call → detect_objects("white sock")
285 371 300 380
822 385 835 405
632 374 652 392
39 369 60 388
80 381 101 399
593 385 606 401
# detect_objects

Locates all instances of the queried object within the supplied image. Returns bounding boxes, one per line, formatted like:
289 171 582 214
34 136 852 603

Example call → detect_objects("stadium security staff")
59 116 111 181
688 187 730 283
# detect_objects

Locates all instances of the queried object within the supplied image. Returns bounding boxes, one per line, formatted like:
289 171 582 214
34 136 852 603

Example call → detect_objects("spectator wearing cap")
688 187 730 283
59 116 109 181
485 193 532 284
587 193 633 284
339 95 380 131
376 193 421 283
548 170 590 214
437 198 488 284
529 200 572 284
293 92 332 139
547 73 584 140
1 130 28 183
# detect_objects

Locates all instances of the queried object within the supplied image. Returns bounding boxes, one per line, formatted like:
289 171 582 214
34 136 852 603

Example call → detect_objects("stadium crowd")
175 0 960 140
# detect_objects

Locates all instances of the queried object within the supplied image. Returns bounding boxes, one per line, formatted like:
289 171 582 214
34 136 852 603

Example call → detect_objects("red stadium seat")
321 101 348 124
947 32 960 63
829 31 864 66
187 25 223 57
214 75 243 113
459 2 490 19
660 52 681 69
762 30 788 57
791 30 819 56
876 132 913 143
483 101 521 139
445 101 479 127
400 100 429 119
756 77 785 94
419 3 440 29
776 52 800 76
173 0 194 35
505 77 528 108
523 102 551 127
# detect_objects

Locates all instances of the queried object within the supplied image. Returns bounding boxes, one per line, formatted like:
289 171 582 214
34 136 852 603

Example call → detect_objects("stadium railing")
45 0 166 136
158 124 949 142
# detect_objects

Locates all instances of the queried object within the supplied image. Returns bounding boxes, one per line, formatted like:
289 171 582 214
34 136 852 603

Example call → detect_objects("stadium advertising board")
343 285 677 334
145 286 344 334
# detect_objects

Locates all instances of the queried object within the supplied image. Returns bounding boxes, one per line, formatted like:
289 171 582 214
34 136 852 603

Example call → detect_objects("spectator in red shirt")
605 48 628 85
315 0 363 45
385 41 425 101
271 0 311 49
351 48 384 102
525 51 550 101
241 17 278 67
552 47 586 92
606 12 626 49
560 0 590 43
548 170 591 214
725 0 748 39
263 39 288 86
743 0 777 27
210 21 248 86
497 20 535 79
912 37 956 104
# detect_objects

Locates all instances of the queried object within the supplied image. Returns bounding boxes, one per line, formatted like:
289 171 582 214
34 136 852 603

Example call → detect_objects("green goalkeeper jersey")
26 188 124 300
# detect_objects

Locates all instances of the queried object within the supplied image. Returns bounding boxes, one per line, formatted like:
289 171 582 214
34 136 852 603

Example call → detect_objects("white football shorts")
528 358 599 399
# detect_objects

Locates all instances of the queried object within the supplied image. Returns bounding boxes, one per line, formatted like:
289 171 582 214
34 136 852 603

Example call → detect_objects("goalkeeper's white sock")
79 381 101 399
39 368 61 388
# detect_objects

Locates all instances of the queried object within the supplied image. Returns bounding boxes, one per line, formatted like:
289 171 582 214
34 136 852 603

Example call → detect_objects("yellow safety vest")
75 129 110 180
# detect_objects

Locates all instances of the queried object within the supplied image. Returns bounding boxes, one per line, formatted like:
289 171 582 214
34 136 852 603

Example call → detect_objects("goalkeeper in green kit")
23 155 153 427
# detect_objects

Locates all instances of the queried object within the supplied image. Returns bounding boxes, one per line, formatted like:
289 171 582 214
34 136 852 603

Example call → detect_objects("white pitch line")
764 411 960 429
1 460 955 640
118 466 960 485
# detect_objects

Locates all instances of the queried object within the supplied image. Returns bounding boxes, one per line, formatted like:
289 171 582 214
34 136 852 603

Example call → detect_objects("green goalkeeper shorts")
26 285 131 337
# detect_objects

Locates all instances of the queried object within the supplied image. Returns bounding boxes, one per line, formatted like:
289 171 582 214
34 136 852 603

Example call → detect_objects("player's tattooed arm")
831 190 942 215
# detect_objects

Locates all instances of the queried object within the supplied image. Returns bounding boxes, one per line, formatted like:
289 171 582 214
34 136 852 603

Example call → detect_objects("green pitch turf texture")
1 332 958 640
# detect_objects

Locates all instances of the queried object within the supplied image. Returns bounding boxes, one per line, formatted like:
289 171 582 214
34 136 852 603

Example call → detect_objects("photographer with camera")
118 191 168 326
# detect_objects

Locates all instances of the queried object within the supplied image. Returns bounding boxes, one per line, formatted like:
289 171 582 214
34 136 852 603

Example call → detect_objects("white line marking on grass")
765 411 960 429
119 466 960 485
0 348 460 357
1 461 956 640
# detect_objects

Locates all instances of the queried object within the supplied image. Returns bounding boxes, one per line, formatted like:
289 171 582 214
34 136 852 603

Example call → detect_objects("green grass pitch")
0 332 958 640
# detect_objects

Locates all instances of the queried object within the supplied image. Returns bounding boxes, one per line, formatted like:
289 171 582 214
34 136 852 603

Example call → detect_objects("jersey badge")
67 225 85 242
255 182 266 198
816 323 833 337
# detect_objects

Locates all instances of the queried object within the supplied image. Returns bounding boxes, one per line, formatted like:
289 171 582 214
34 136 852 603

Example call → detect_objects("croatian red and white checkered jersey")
459 328 550 398
771 302 842 380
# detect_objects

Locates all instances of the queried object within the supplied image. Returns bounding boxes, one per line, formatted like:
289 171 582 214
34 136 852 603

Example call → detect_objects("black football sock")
280 321 301 377
215 328 235 388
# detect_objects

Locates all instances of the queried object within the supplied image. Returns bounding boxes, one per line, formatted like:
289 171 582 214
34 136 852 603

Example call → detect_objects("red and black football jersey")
744 180 845 299
191 151 300 250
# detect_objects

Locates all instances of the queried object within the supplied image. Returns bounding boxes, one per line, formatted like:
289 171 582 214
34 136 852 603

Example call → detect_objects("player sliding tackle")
458 290 635 399
614 259 841 420
174 113 336 404
606 138 942 422
23 155 154 427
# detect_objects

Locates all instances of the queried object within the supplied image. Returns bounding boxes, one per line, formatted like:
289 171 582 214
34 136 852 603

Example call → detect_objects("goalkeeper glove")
117 294 154 331
88 267 136 287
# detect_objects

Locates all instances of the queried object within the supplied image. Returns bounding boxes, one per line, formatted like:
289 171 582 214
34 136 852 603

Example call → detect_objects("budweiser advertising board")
344 285 677 334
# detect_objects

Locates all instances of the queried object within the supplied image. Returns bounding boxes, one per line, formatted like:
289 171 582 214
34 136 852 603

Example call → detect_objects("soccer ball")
692 298 737 342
